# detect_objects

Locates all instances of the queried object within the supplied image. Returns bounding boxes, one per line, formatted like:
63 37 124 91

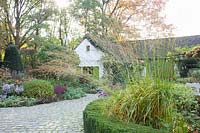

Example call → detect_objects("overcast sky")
55 0 200 37
165 0 200 37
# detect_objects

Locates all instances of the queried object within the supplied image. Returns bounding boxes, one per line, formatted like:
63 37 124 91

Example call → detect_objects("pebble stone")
0 94 98 133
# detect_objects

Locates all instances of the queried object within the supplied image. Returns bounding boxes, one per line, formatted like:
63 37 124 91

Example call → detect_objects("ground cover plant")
62 87 86 100
0 96 37 107
172 84 200 130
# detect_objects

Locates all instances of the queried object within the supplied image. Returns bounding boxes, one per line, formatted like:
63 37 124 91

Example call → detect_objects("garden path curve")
0 94 98 133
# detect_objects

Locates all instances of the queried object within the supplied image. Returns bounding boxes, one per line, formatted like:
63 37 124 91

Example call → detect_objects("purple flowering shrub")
54 85 67 96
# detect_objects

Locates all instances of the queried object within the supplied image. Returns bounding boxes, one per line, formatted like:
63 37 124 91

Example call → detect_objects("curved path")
0 94 98 133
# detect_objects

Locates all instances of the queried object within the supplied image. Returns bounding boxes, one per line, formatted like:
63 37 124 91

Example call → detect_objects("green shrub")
189 69 200 81
177 57 200 77
81 84 97 94
172 84 195 111
23 80 54 99
84 99 168 133
0 96 37 107
20 48 37 68
62 88 86 100
37 43 80 65
172 84 200 129
4 42 23 71
70 82 97 94
176 77 195 83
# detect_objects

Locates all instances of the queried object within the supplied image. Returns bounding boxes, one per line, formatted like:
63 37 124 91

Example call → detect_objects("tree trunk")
15 0 21 48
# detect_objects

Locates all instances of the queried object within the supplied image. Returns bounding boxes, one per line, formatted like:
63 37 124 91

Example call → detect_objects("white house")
75 35 200 79
74 37 104 79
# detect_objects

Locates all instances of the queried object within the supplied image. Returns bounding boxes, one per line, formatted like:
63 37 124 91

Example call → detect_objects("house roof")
79 35 200 61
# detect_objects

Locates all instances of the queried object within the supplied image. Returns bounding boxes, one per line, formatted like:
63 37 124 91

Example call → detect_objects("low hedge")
83 99 168 133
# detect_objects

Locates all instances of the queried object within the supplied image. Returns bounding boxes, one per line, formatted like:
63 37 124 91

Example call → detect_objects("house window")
86 45 90 51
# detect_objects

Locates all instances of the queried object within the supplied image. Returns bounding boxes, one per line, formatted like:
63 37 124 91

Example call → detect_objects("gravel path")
0 94 98 133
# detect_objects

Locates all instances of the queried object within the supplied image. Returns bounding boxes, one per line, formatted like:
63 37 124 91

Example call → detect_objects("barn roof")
81 35 200 61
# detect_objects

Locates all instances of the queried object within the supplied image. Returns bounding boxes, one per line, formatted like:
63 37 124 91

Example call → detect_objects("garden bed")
0 79 89 107
83 99 167 133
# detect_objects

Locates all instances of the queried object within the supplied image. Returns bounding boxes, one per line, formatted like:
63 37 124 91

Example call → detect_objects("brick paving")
0 94 98 133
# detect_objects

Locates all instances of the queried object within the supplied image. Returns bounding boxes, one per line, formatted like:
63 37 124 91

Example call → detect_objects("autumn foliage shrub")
31 60 79 81
0 68 12 80
31 44 80 81
186 46 200 58
23 80 54 99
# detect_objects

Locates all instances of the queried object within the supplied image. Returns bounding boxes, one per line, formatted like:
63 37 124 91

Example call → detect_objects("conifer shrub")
4 42 23 72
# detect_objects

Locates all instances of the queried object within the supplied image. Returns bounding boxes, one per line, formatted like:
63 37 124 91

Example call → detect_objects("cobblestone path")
0 94 98 133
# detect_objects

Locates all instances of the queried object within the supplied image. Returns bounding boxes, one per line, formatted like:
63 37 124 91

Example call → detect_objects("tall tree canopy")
71 0 172 40
0 0 54 49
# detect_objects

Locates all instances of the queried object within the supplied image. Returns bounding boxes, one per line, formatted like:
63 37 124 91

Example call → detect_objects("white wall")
75 39 104 78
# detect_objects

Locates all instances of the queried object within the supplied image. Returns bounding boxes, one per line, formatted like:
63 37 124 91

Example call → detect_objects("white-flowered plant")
15 85 24 94
2 83 24 95
0 95 7 100
2 84 14 94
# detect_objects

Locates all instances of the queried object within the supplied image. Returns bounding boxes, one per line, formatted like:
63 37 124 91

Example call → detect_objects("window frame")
86 45 90 51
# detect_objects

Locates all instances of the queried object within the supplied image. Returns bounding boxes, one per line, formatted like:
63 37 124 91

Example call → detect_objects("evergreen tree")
4 42 23 71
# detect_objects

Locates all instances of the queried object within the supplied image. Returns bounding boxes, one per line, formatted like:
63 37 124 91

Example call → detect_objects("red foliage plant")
54 85 67 96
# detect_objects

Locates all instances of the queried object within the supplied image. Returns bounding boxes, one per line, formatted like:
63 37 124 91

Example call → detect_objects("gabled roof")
74 36 104 51
82 36 105 52
77 35 200 60
92 35 200 48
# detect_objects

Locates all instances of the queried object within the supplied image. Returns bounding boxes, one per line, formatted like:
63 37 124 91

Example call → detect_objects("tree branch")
109 0 120 18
